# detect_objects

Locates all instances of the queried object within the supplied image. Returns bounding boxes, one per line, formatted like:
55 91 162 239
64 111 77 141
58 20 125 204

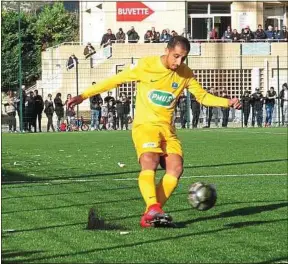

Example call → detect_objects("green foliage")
1 2 79 92
1 10 40 91
35 2 78 47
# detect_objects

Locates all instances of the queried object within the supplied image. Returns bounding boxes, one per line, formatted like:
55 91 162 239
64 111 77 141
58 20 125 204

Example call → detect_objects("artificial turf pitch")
1 128 287 263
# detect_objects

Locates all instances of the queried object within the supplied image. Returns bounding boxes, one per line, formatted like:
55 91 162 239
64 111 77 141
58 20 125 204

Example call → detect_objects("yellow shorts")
132 123 183 159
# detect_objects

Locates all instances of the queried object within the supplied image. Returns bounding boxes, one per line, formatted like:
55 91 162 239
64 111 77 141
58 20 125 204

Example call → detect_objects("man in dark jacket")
26 91 36 132
221 90 230 127
241 90 252 127
116 28 126 43
34 89 44 132
66 54 78 70
100 29 116 48
191 93 201 128
254 24 266 40
127 26 140 43
90 91 102 131
177 92 187 129
264 87 277 127
251 88 264 127
116 93 130 130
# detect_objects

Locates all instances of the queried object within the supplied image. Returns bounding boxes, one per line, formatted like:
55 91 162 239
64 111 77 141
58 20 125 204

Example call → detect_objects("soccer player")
68 36 241 228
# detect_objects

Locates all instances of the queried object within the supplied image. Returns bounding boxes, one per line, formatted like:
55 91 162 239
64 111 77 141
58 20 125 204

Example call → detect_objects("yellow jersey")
82 56 229 125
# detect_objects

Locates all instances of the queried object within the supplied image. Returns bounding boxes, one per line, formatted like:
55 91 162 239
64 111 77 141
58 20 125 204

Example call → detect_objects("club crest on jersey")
172 82 179 89
148 90 175 107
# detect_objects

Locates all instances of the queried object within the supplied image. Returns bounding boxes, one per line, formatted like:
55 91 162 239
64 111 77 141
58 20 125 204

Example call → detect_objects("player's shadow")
176 201 288 227
1 250 45 263
257 256 288 264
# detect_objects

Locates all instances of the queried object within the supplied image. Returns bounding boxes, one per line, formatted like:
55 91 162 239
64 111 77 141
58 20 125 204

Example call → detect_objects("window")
210 2 231 14
187 2 208 14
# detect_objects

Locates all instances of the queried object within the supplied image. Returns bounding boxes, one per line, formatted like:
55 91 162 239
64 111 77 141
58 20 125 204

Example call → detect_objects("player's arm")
68 64 140 107
187 77 241 109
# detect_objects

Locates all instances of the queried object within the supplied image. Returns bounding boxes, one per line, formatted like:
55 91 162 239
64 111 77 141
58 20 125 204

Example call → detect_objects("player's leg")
157 153 183 207
156 126 183 207
133 124 170 227
138 152 160 210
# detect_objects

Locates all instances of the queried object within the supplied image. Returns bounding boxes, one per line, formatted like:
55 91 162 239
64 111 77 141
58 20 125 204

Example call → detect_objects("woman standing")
44 94 55 132
54 93 64 129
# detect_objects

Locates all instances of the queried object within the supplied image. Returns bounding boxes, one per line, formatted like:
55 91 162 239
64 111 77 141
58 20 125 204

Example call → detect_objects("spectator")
3 90 17 132
191 93 201 128
160 29 171 43
90 84 102 131
171 30 178 37
100 29 116 48
222 26 233 41
155 32 160 43
241 90 252 127
221 90 230 127
66 54 78 70
107 100 116 129
26 91 36 132
279 83 288 126
54 93 64 129
116 28 126 43
209 28 218 40
104 91 115 104
279 25 288 41
264 87 277 127
151 27 157 40
101 102 108 130
202 88 213 128
251 88 264 127
65 94 76 125
177 92 187 129
16 88 27 131
127 26 140 43
265 25 275 40
83 42 96 59
240 27 252 42
274 26 281 40
254 24 266 40
34 89 44 132
144 30 153 43
115 92 130 130
231 29 240 42
44 93 55 132
211 88 220 127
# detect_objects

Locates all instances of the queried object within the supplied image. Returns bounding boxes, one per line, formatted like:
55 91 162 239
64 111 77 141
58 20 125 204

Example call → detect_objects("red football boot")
140 203 173 228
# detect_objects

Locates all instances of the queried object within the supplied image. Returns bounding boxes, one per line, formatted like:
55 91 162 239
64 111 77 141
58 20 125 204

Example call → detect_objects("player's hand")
67 95 84 109
228 98 241 109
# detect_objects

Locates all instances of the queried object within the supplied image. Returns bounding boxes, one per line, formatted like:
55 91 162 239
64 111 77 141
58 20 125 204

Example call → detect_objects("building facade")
79 0 288 43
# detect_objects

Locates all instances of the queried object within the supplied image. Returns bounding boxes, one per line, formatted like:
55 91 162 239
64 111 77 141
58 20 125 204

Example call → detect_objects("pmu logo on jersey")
172 82 179 89
148 90 175 107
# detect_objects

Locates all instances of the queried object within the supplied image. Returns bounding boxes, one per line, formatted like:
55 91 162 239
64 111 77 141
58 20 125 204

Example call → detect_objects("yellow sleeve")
187 78 229 107
81 63 140 99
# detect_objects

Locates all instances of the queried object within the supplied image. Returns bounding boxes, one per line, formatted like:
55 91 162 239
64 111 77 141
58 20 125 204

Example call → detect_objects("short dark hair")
167 36 190 53
92 81 96 85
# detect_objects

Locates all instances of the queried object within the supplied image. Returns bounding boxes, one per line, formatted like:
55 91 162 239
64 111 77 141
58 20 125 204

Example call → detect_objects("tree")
1 2 79 92
34 2 79 49
1 10 40 92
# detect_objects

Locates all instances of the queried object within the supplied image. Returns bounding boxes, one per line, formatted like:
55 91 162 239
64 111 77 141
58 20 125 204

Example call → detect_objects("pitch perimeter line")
2 173 287 185
200 130 287 135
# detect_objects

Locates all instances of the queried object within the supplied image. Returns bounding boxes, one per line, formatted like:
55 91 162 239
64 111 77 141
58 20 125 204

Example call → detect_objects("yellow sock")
156 174 178 207
138 170 157 211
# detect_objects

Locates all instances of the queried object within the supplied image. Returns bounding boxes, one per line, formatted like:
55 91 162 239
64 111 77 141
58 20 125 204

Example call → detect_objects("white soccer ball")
188 182 217 211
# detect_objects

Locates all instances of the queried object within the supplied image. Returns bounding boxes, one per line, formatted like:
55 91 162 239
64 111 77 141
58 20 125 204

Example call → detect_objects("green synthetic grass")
1 128 288 264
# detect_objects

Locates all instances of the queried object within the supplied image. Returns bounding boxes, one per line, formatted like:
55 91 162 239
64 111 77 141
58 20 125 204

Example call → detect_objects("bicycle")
67 116 89 132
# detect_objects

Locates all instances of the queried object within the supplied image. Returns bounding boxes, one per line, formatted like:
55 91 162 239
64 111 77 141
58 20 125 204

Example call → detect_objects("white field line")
2 173 287 185
200 129 287 135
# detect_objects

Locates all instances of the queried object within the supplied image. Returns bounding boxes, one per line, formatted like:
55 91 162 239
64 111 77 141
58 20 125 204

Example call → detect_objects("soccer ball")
188 182 217 211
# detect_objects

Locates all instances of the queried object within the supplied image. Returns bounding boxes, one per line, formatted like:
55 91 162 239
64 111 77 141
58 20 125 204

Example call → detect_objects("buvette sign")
116 2 154 22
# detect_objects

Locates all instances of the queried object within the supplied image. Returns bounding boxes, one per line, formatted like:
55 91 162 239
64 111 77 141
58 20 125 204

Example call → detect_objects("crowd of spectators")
218 24 288 42
96 24 288 46
2 82 287 133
